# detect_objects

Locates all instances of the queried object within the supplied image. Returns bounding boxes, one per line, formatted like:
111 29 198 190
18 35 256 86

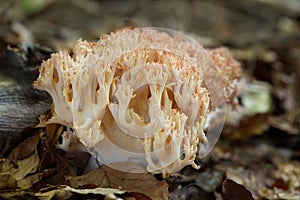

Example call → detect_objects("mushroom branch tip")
34 27 242 176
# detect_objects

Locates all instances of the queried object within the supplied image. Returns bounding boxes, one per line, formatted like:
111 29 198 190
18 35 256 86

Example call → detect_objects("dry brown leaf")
0 185 125 200
11 148 40 189
8 134 40 162
45 123 64 147
17 172 43 190
64 185 125 195
66 165 169 200
222 179 254 200
0 172 16 189
37 188 72 200
0 186 71 200
0 134 40 189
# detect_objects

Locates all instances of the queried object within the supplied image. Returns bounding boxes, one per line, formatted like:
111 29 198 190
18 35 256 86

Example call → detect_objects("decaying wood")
0 85 51 149
0 44 53 151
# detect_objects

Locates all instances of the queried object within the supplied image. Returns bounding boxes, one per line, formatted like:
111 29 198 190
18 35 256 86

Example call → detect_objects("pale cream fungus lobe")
34 27 242 176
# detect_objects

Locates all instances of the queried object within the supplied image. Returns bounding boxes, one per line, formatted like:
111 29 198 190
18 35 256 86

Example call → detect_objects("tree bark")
0 44 53 152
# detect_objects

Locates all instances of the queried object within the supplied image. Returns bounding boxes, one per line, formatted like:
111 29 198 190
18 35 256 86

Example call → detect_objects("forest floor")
0 0 299 199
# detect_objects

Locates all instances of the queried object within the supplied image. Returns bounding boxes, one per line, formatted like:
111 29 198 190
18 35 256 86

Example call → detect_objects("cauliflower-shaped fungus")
34 27 241 176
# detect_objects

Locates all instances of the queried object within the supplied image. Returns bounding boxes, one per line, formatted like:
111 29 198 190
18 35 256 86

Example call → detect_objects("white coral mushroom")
34 27 241 176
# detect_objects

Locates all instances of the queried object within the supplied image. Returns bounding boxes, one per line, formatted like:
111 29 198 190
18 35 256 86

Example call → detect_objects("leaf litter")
1 0 300 199
0 124 169 200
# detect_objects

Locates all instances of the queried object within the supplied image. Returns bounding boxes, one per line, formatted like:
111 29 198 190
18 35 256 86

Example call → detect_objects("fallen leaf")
0 172 16 189
222 179 254 200
0 134 40 189
0 185 72 200
17 172 42 190
64 185 125 195
8 134 39 162
0 184 125 200
11 148 40 189
66 165 169 200
45 123 64 147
